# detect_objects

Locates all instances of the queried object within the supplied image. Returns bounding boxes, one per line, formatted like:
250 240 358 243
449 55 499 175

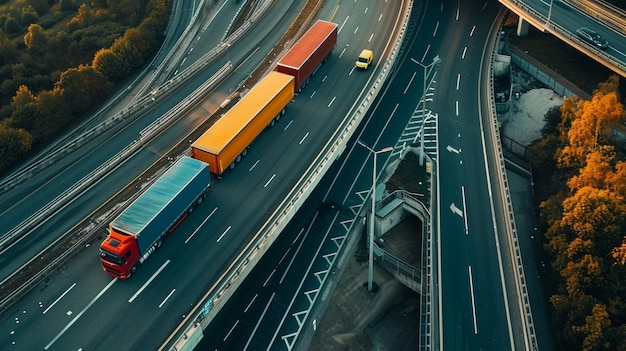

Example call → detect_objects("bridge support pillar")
516 17 529 36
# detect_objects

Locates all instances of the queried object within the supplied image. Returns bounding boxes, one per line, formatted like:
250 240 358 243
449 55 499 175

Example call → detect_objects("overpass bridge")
499 0 626 77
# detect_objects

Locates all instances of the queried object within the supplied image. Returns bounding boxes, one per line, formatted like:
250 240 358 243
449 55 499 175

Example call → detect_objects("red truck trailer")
275 20 338 92
99 157 211 279
192 71 295 175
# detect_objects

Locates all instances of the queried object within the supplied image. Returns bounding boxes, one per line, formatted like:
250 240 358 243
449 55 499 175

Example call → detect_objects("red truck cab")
100 229 141 279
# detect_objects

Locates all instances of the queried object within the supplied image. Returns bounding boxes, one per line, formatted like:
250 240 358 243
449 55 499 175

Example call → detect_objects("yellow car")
355 49 374 70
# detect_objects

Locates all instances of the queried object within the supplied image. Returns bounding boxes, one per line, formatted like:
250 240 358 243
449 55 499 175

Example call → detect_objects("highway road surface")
0 0 403 349
192 1 540 350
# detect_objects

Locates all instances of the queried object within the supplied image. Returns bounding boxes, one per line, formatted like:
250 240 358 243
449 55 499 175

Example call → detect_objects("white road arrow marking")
450 202 464 217
446 145 460 154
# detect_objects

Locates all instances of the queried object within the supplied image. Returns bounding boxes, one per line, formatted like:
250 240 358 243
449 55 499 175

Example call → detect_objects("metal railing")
0 63 231 312
373 190 429 288
162 0 414 349
500 0 626 76
487 14 539 351
564 0 626 35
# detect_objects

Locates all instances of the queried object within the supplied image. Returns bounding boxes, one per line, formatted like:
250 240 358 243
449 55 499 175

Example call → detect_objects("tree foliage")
534 76 626 350
0 119 32 171
0 0 172 173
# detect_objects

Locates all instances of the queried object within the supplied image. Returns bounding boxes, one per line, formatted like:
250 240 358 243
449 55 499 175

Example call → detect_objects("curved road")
0 0 402 350
502 0 626 75
198 0 538 350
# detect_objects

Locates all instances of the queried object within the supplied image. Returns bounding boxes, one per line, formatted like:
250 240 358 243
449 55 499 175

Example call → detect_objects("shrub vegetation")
0 0 172 173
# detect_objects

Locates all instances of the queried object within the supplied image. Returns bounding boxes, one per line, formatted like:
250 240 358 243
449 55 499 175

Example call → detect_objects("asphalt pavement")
304 152 556 350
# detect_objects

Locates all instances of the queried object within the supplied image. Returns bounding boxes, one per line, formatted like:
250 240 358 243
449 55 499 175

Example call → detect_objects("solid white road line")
468 266 478 334
404 71 417 95
462 185 469 235
128 259 170 303
264 174 276 188
45 278 117 350
159 289 176 308
217 226 232 242
224 319 239 341
244 294 258 314
263 268 276 288
244 292 275 351
43 282 76 315
185 207 217 243
249 160 259 171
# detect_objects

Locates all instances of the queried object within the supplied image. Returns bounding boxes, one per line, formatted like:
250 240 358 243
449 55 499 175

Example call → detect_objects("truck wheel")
196 196 203 205
188 205 194 214
276 113 281 121
130 264 138 275
270 119 276 127
156 240 163 249
236 154 242 163
242 148 248 157
281 108 286 115
229 162 236 170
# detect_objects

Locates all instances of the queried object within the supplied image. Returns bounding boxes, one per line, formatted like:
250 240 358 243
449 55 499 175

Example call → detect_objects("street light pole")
357 140 393 293
411 55 441 166
547 0 553 25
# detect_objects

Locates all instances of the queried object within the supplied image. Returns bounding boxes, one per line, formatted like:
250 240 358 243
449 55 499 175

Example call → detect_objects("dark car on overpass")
576 27 609 50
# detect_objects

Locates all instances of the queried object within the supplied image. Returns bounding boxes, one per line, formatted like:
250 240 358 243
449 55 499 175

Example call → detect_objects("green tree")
550 292 597 349
55 64 111 113
4 16 19 35
11 84 36 109
24 23 47 51
34 89 72 141
0 29 17 66
58 0 74 12
112 28 145 69
0 120 32 172
20 5 39 26
92 47 127 81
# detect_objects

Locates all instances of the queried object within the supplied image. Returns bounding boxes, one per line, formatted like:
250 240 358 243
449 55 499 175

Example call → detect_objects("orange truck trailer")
275 20 338 92
192 71 295 175
99 156 211 279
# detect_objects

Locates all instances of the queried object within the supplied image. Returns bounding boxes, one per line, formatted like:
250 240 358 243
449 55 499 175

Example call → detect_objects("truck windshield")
100 249 124 265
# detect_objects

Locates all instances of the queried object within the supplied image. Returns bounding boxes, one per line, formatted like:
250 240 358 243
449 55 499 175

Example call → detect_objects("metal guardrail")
0 63 232 313
0 0 233 196
139 0 218 95
162 0 414 349
564 0 626 35
0 159 173 312
373 191 429 286
487 13 539 351
419 158 435 351
0 62 231 252
0 1 254 251
375 246 420 281
500 0 626 77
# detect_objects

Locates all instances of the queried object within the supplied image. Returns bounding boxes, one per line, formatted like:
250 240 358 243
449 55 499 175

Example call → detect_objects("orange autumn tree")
538 75 626 350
